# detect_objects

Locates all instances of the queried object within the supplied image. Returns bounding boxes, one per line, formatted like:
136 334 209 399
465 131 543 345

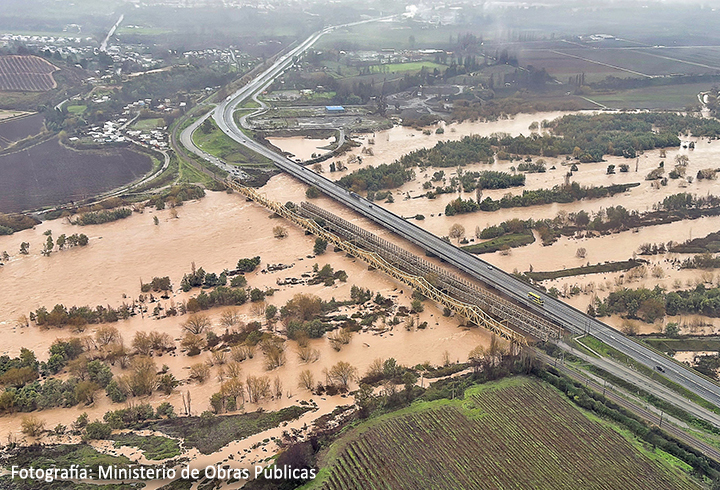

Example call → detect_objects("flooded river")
0 191 490 462
268 111 720 334
3 111 720 483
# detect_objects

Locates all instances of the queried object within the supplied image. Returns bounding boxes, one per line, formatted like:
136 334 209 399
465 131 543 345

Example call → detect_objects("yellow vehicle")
528 292 544 306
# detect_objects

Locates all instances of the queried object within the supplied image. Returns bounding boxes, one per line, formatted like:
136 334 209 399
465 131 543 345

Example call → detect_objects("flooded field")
3 112 720 480
268 111 720 334
266 135 335 161
0 191 490 449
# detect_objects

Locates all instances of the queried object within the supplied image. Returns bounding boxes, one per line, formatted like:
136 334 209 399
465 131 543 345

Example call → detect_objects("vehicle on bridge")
528 292 544 306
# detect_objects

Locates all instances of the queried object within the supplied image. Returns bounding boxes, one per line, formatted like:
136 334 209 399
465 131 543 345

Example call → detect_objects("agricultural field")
0 137 151 212
515 48 633 83
515 44 720 84
585 82 709 110
308 378 697 490
0 113 44 148
0 55 58 92
317 20 468 51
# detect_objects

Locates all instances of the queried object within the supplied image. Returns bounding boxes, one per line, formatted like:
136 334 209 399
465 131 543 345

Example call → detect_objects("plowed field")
0 137 152 212
0 113 44 148
0 55 58 92
311 378 697 490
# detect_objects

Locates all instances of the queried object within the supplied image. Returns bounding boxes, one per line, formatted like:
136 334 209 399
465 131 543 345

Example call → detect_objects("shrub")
21 415 45 437
84 421 112 440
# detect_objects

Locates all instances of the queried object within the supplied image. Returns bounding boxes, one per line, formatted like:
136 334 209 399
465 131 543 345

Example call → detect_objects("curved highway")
183 23 720 414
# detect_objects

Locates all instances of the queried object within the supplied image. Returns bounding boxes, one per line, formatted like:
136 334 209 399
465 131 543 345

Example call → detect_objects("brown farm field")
0 55 58 92
307 378 698 490
0 137 152 212
515 44 720 83
0 113 44 148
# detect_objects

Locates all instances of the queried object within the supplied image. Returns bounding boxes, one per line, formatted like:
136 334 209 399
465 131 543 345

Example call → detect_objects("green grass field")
369 61 445 73
133 118 165 130
304 378 697 490
461 231 535 254
66 104 87 115
645 337 720 353
192 117 269 166
524 259 643 281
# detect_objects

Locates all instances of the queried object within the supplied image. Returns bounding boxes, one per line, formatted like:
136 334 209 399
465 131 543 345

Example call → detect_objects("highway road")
182 23 720 416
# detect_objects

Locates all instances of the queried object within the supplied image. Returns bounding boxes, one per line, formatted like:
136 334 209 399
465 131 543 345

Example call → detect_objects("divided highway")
183 24 720 414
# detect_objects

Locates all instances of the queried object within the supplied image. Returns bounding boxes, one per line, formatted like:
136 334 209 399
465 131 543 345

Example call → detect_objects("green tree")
265 304 278 320
664 322 680 338
313 238 328 255
87 360 113 388
411 298 424 313
354 383 375 418
106 380 127 403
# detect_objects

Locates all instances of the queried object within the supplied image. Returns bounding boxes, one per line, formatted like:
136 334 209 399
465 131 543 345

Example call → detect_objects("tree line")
591 283 720 322
445 182 638 216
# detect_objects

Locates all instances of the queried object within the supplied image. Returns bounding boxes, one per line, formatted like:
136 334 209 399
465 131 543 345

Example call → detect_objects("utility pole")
659 411 664 428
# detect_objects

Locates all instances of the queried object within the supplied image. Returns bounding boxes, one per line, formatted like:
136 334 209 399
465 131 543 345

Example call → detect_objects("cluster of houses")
182 47 252 66
126 127 168 148
72 96 185 148
104 45 159 71
0 33 96 58
76 119 169 148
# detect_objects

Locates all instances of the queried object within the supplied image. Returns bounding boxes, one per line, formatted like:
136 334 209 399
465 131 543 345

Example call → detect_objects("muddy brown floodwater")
4 112 720 485
266 136 335 161
0 191 491 472
269 111 720 335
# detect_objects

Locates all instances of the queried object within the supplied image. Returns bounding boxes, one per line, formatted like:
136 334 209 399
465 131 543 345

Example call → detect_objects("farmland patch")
0 113 44 148
0 55 58 92
0 137 152 212
309 378 697 490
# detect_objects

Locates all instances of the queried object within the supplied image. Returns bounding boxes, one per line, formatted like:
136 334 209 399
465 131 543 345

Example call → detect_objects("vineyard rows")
319 379 697 490
0 55 58 91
